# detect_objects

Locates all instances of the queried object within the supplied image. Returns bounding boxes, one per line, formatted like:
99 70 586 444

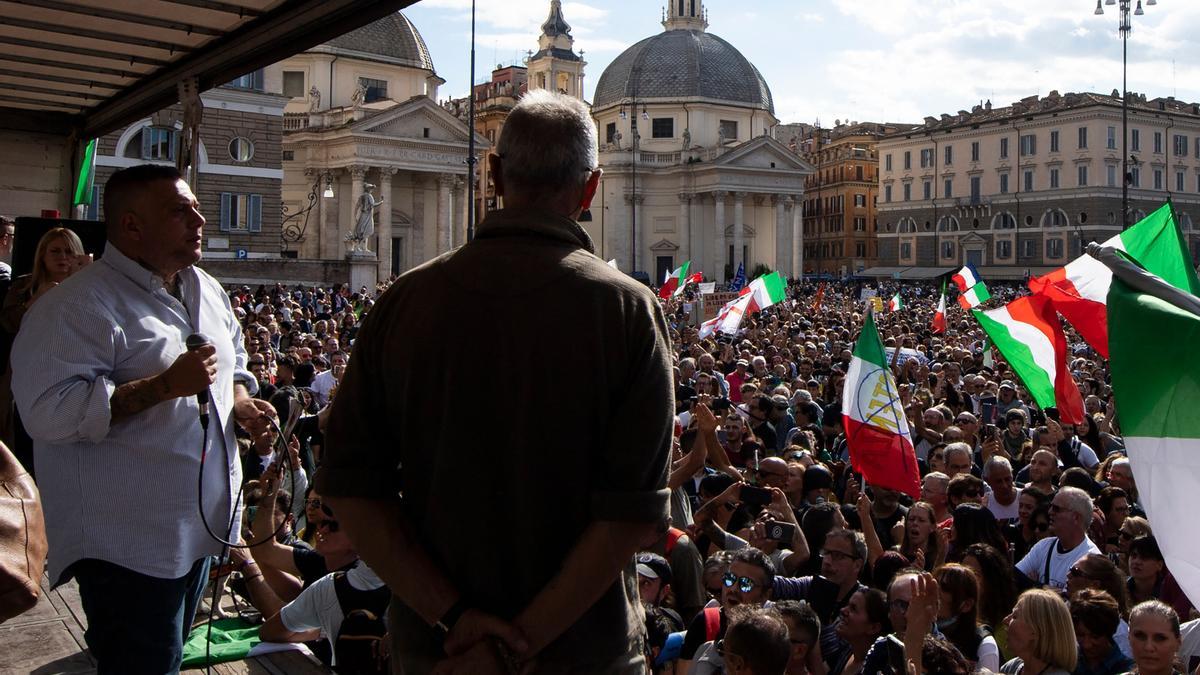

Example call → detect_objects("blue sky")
405 0 1200 126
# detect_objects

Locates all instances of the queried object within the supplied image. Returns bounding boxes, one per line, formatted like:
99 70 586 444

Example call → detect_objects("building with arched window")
875 90 1200 279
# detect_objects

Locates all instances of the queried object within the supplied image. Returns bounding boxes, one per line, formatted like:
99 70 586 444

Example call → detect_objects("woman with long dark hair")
948 503 1008 562
962 542 1019 657
934 563 1001 671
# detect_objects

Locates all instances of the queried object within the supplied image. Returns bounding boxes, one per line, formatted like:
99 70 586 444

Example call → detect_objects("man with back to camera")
318 89 674 673
11 164 273 674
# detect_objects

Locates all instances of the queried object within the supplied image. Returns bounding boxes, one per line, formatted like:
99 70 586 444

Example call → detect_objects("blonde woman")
0 227 88 469
0 227 89 331
1001 589 1078 674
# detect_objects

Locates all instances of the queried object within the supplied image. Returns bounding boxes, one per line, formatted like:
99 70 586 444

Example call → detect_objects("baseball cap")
636 552 672 584
999 380 1017 391
771 394 790 409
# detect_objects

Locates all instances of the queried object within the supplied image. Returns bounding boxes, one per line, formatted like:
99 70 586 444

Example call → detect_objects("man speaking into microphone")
12 164 272 674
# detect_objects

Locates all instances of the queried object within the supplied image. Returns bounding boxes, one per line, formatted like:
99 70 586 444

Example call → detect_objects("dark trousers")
71 557 212 675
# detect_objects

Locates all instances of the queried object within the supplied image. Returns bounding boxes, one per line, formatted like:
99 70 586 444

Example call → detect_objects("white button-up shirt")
12 245 253 582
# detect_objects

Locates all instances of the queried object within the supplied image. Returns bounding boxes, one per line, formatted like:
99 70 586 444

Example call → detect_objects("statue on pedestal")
347 183 382 254
308 86 321 112
351 85 366 109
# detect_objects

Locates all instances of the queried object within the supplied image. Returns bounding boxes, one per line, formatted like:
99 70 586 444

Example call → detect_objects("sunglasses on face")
722 571 759 593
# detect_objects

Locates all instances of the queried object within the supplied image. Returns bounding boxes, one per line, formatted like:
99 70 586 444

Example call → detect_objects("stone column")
411 175 426 264
678 192 692 266
733 191 746 276
774 195 788 277
454 176 467 247
792 197 803 279
436 173 453 254
377 168 395 280
626 193 644 273
607 194 626 270
348 165 366 255
713 191 727 280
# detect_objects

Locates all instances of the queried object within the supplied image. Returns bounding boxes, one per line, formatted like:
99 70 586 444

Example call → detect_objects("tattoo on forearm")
110 376 170 423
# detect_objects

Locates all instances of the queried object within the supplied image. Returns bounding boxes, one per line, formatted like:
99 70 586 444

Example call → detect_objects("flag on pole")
958 281 991 310
739 271 786 312
887 292 902 312
972 295 1084 424
697 293 753 339
931 281 947 334
842 310 920 498
1028 202 1200 358
730 262 746 292
1093 242 1200 609
72 138 97 209
811 282 826 312
951 263 982 293
658 260 692 299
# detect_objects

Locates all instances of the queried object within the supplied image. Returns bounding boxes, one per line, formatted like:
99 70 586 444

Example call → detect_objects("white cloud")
799 13 825 23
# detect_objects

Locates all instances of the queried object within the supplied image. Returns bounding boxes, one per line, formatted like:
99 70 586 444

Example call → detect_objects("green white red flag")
1093 243 1200 611
842 310 920 498
932 281 947 334
698 271 786 338
659 260 692 299
887 292 902 312
739 271 787 311
1028 202 1200 357
958 281 991 310
972 295 1084 425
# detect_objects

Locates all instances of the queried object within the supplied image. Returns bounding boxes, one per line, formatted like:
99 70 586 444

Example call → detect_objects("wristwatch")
433 598 468 637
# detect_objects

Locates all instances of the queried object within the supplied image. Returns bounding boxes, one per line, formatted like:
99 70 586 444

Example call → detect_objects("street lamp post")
1095 0 1156 229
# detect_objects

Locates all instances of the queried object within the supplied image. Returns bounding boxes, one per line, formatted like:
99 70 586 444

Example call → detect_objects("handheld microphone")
186 333 212 427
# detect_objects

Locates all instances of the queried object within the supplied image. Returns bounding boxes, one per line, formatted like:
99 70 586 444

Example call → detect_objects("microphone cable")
197 398 300 674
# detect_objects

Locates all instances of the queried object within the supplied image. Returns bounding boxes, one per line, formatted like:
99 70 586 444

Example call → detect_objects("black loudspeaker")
12 217 108 278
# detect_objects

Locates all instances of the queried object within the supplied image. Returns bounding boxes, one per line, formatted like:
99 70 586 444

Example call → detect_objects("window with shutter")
248 195 262 233
220 193 232 232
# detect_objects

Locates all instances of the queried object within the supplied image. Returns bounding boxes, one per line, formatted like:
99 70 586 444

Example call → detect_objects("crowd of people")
5 91 1200 675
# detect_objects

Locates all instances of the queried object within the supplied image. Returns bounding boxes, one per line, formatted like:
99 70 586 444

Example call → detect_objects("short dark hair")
1070 588 1121 642
1128 534 1164 562
773 600 820 647
723 605 791 675
103 164 183 226
731 546 776 589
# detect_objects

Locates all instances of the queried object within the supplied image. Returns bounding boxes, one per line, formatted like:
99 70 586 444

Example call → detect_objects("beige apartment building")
875 91 1200 280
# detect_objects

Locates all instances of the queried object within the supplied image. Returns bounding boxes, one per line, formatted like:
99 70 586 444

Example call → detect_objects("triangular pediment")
722 223 758 237
959 232 987 245
712 136 814 172
649 238 679 251
353 95 487 146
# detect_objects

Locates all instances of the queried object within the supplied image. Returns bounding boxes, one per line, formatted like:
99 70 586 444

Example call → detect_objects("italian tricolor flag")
739 271 786 311
1028 203 1200 357
958 282 991 310
842 310 920 497
1102 247 1200 610
972 295 1084 425
659 261 692 299
698 272 786 338
931 281 947 334
887 292 902 312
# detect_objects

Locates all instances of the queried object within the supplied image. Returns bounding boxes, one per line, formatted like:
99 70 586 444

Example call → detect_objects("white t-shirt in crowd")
986 486 1022 523
279 562 386 665
1015 535 1100 590
1180 619 1200 672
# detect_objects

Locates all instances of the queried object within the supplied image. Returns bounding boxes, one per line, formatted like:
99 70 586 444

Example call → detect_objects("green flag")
72 138 97 208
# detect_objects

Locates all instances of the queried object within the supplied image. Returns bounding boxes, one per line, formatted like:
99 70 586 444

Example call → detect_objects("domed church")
587 0 812 283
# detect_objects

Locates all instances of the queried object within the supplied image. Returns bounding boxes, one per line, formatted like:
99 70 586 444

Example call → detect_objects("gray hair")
983 455 1013 478
495 89 596 198
824 528 867 563
1057 486 1094 527
944 442 972 464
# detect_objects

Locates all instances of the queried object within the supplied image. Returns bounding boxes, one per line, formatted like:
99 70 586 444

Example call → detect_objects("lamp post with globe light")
1094 0 1156 229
